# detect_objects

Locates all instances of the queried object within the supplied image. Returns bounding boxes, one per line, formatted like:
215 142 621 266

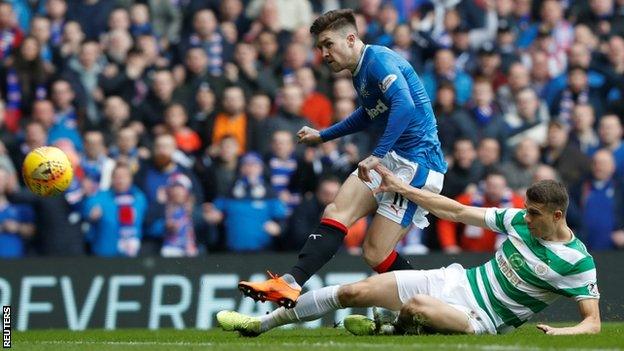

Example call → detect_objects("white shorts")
352 151 444 228
393 263 497 335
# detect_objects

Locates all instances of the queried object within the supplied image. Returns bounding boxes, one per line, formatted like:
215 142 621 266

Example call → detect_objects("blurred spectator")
66 0 115 40
267 83 310 139
100 96 132 147
1 36 51 131
62 40 105 127
501 138 542 191
81 130 115 195
109 127 142 174
297 67 333 129
179 9 233 77
31 99 83 153
247 92 273 155
192 83 217 144
135 69 182 133
195 135 240 202
245 0 312 33
211 85 248 153
161 173 199 257
432 82 472 154
437 170 524 253
550 66 606 124
50 79 82 131
569 104 599 154
178 47 227 107
541 121 590 186
476 137 502 171
422 48 473 104
204 152 287 251
149 0 182 44
543 42 606 107
441 138 483 199
391 23 424 73
589 114 624 180
0 167 34 258
496 62 531 115
163 103 202 155
136 134 202 252
129 3 153 37
505 87 550 147
45 0 67 48
107 7 130 33
463 78 508 150
83 163 147 257
30 16 53 64
268 130 301 211
473 44 505 90
228 42 279 98
0 2 24 62
573 149 623 250
9 121 46 182
576 0 624 37
55 21 84 69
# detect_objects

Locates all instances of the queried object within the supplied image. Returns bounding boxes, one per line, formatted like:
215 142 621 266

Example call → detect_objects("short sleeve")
484 208 524 235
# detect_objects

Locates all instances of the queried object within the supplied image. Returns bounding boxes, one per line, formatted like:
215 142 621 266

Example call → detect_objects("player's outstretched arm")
536 299 601 335
374 165 487 227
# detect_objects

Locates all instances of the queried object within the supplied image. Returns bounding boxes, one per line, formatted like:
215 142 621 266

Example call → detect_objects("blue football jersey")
321 45 447 173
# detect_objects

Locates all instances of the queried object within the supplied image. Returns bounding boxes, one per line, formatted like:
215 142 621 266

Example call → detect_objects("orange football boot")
238 271 301 308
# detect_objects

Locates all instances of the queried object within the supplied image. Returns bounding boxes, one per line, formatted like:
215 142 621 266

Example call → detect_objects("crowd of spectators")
1 0 624 259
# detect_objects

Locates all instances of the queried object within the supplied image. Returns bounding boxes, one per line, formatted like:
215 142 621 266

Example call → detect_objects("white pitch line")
17 340 623 351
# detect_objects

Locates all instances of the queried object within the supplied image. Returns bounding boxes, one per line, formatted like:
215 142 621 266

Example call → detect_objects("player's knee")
322 202 354 225
361 242 386 267
401 295 431 317
338 282 369 306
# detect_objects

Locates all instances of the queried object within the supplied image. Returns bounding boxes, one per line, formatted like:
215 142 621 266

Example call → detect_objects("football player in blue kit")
238 9 447 308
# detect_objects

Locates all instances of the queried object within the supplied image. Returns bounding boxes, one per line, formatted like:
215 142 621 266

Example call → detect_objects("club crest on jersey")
534 263 548 276
379 74 397 93
365 99 388 119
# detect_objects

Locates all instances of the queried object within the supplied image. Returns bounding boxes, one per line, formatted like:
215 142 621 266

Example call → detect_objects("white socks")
259 285 343 332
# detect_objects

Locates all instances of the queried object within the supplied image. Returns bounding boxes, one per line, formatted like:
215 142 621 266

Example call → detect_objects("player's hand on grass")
297 126 322 145
358 155 380 182
537 324 560 335
373 164 404 194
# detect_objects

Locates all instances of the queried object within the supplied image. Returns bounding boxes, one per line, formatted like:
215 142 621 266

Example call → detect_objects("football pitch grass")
11 323 624 351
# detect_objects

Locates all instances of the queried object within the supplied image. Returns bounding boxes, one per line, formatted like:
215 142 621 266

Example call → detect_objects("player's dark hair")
526 180 569 215
310 9 357 36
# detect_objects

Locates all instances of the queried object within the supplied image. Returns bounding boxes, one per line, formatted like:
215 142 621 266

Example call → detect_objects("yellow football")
22 146 74 196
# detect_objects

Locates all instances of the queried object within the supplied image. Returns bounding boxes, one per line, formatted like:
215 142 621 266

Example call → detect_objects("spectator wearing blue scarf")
204 152 287 252
83 163 147 257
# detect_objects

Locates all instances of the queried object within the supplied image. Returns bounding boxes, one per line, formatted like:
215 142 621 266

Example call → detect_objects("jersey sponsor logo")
588 282 599 296
497 252 521 286
308 234 323 240
379 74 397 93
365 99 388 119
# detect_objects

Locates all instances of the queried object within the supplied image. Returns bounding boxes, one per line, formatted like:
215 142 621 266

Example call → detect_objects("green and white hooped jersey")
466 208 599 333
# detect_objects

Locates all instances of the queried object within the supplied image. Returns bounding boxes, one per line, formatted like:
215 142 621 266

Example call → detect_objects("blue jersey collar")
353 45 369 77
